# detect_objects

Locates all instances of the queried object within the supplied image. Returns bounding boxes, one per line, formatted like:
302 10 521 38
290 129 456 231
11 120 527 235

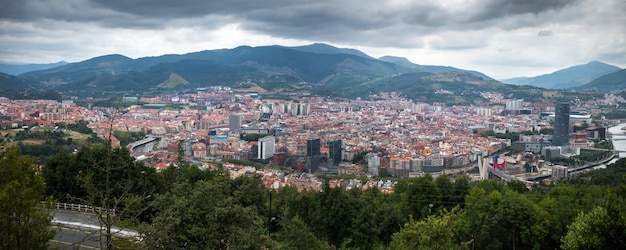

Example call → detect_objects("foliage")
389 208 469 250
478 129 524 142
113 130 146 147
0 146 55 249
241 133 271 141
576 157 626 186
58 121 96 135
30 134 626 249
143 175 273 249
562 204 626 250
222 157 267 169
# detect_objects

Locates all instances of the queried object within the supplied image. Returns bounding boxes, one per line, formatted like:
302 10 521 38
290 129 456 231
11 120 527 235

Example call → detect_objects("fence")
43 202 116 216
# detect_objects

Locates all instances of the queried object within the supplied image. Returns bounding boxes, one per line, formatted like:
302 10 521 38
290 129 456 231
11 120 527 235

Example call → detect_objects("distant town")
1 87 624 192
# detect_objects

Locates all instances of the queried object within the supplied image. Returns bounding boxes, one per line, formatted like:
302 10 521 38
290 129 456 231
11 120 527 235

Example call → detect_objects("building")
506 99 523 111
306 138 321 157
367 153 380 176
258 136 275 160
552 165 568 180
328 139 342 167
553 103 570 146
228 113 242 133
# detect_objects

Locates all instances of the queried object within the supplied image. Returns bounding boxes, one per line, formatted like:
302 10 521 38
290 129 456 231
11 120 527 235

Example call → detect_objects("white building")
258 136 275 160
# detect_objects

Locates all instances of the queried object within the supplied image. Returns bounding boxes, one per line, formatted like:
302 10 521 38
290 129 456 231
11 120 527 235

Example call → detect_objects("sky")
0 0 624 79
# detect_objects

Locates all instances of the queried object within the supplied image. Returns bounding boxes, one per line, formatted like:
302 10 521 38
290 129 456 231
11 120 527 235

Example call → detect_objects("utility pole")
268 189 272 237
141 170 146 222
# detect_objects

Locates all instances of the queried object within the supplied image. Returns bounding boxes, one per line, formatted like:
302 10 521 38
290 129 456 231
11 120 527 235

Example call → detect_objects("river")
608 123 626 156
591 123 626 170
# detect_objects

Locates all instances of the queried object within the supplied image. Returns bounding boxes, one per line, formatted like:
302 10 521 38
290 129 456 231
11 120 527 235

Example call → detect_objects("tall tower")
258 136 275 160
553 103 570 146
306 138 321 157
328 139 342 167
229 113 242 133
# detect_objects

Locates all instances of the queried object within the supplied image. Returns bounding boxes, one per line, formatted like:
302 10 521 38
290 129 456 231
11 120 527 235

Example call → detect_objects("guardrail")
44 202 116 216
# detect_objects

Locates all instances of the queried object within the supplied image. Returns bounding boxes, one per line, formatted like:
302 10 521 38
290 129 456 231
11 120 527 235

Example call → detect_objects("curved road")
49 210 139 249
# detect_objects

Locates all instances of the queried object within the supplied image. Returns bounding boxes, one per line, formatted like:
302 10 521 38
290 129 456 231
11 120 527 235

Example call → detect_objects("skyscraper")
553 103 570 146
258 136 275 160
229 113 242 133
306 138 321 157
328 139 342 167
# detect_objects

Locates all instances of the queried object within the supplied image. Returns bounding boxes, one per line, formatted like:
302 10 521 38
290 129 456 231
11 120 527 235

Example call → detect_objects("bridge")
477 156 517 182
127 136 161 152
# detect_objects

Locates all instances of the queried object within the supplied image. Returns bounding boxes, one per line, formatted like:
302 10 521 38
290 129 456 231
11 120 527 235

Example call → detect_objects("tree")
374 203 406 246
276 215 332 250
562 202 626 250
389 208 468 250
143 176 273 249
0 146 55 249
462 184 543 250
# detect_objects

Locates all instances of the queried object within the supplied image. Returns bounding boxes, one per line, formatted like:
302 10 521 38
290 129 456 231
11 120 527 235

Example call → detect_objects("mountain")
13 43 514 104
0 61 67 76
0 72 36 90
576 69 626 92
0 73 61 100
21 45 411 92
500 61 621 89
378 56 495 81
288 43 374 59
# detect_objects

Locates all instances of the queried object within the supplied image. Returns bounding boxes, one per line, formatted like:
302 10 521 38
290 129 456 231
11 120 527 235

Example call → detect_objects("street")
49 210 139 249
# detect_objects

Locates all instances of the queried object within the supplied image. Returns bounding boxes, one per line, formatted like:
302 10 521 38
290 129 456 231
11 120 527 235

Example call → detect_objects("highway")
49 210 139 249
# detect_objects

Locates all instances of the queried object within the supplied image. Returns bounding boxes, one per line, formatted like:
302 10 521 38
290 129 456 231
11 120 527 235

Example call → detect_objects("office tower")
229 113 242 133
258 136 275 160
329 139 342 167
306 138 321 157
505 99 523 111
553 103 570 146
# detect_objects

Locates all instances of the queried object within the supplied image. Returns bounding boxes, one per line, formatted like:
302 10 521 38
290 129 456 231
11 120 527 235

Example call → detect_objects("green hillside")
577 69 626 92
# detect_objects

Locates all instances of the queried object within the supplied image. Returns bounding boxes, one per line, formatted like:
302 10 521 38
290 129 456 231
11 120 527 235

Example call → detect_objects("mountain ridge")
500 61 621 89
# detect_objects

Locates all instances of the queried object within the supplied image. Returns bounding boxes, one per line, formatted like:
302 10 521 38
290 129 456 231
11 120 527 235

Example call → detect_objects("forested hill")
6 43 529 104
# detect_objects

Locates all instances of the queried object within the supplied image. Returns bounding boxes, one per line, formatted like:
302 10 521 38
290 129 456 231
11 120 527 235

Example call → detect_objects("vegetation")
0 146 55 249
1 134 624 249
0 124 99 163
113 131 146 147
241 133 271 141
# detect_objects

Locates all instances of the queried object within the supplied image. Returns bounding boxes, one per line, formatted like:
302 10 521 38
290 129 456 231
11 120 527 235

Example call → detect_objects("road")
49 210 139 249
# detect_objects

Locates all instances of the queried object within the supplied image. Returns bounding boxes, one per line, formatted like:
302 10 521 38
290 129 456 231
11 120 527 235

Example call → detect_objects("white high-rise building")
258 136 275 160
505 99 523 111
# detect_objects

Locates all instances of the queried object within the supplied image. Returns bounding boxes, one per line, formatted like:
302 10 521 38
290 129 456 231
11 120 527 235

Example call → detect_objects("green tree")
389 208 468 250
462 184 542 250
562 205 626 249
276 215 332 250
0 146 55 249
143 176 273 249
374 203 406 246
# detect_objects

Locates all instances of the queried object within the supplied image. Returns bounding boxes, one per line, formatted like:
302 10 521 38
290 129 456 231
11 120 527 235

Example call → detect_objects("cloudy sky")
1 0 624 79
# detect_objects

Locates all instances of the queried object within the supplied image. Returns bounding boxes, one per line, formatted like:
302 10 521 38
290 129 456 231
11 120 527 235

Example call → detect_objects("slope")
576 69 626 92
500 61 621 89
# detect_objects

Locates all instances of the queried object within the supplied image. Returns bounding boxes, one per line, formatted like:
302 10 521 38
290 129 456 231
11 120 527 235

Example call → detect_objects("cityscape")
1 0 625 249
0 89 623 190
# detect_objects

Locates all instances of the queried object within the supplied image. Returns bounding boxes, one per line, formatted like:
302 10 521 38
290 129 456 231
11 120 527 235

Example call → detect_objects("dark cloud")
470 0 576 21
0 0 584 43
537 30 553 36
0 0 623 77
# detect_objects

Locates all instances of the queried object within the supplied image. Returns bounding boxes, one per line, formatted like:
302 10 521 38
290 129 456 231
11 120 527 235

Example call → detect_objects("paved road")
49 210 139 249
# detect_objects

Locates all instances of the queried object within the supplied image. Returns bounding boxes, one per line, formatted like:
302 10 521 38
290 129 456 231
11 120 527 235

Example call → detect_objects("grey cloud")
537 30 553 36
467 0 577 22
0 0 586 46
